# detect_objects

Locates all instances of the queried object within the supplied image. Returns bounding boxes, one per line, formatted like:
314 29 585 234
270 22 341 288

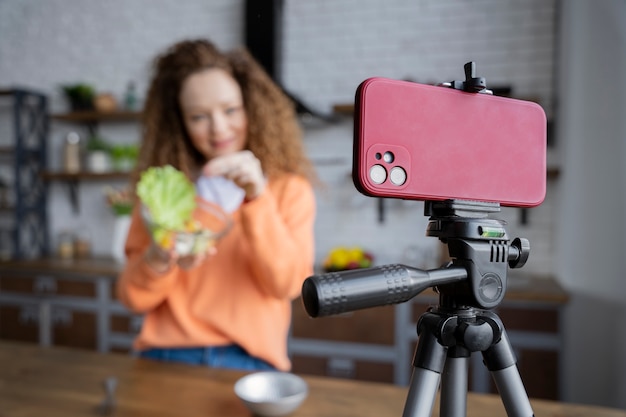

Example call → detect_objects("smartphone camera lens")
390 166 407 186
369 164 387 184
383 152 394 163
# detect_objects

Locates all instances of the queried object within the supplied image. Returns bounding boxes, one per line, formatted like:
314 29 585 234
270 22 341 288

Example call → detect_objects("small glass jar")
74 229 92 259
57 231 75 259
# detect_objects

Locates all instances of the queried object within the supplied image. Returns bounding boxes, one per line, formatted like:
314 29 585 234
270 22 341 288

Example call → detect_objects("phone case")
353 78 547 207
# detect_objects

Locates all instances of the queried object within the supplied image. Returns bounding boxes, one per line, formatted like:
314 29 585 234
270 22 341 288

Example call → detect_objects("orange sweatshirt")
116 174 315 371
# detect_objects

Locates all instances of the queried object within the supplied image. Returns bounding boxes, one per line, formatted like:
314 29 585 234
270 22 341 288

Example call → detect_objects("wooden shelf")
332 103 355 115
40 171 132 214
51 110 141 123
40 171 131 181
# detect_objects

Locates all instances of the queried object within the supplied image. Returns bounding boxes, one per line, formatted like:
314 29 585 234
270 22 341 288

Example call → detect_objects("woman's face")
179 68 248 160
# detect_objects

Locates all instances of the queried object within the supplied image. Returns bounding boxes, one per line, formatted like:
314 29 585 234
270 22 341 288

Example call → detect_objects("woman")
116 39 317 371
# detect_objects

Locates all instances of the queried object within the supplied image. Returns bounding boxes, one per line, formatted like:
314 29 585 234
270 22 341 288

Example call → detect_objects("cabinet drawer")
0 305 38 343
292 299 395 345
0 275 96 297
411 300 559 334
291 354 394 384
495 304 559 333
51 308 97 350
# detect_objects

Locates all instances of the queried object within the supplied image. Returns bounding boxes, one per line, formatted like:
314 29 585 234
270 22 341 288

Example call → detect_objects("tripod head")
424 199 529 309
301 199 530 317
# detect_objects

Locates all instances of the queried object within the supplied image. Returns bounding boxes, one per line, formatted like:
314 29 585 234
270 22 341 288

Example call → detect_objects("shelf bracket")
377 198 385 223
66 179 80 214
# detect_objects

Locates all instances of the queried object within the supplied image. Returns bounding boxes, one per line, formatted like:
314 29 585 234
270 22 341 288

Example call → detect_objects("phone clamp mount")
302 199 534 417
438 61 494 95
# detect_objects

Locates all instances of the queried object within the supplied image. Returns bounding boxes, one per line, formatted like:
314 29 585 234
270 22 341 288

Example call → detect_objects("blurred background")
0 0 624 410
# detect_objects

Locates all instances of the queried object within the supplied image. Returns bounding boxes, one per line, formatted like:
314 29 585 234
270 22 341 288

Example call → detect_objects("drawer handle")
51 308 73 326
19 305 39 324
33 276 57 294
327 357 355 378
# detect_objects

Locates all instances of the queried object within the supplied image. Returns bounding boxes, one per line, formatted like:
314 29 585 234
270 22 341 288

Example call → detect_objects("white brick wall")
287 0 558 275
0 0 557 277
0 0 243 112
283 0 557 118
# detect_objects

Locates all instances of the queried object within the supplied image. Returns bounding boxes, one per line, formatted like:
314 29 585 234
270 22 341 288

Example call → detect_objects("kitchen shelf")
51 110 141 123
51 110 142 137
41 171 131 181
332 104 355 116
41 170 131 214
48 110 140 212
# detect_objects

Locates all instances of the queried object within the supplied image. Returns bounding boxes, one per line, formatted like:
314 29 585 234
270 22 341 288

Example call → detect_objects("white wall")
281 0 558 273
555 0 626 408
3 0 625 409
0 0 558 271
0 0 244 257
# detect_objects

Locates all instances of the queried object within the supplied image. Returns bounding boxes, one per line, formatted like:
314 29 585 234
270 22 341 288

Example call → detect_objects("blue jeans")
138 344 276 371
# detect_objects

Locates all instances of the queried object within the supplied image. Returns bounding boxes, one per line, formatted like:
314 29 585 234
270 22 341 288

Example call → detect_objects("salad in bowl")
137 165 232 256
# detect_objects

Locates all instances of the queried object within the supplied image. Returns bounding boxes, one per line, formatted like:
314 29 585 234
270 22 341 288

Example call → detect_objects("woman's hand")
202 150 266 200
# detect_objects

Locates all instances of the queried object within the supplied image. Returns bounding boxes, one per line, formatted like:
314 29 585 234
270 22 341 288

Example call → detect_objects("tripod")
403 199 533 417
301 199 535 417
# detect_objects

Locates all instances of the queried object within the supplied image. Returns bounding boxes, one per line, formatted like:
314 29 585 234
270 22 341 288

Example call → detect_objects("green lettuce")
136 165 196 232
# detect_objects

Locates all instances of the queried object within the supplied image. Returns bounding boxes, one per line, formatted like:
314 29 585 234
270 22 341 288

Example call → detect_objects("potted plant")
61 83 96 112
109 144 139 172
103 186 134 264
85 134 112 173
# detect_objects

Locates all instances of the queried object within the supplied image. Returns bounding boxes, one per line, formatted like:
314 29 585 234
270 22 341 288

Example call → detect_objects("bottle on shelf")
63 131 82 173
124 81 137 111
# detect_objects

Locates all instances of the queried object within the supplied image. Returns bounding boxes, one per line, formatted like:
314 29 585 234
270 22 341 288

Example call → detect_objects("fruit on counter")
323 246 374 272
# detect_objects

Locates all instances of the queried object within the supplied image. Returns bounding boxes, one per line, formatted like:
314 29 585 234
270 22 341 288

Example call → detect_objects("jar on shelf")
57 231 75 259
74 228 92 259
63 132 82 173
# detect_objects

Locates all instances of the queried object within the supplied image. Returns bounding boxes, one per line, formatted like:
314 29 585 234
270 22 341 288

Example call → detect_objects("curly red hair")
132 39 316 188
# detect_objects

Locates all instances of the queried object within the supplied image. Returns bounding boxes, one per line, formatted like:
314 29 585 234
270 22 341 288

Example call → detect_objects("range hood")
244 0 337 122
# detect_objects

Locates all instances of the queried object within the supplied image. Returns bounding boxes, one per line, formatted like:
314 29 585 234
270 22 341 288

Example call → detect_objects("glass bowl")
141 201 232 256
234 372 308 417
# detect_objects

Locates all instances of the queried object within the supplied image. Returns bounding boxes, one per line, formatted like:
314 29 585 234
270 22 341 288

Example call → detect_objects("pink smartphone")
352 78 547 208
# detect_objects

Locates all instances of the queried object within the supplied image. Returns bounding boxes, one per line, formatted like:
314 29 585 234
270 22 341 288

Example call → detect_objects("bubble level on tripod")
478 226 506 238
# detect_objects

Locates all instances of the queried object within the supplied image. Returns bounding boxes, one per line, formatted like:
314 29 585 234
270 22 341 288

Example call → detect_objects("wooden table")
1 341 625 417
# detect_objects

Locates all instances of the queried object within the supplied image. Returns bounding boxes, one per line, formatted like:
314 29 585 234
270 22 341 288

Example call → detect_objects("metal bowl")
234 372 308 416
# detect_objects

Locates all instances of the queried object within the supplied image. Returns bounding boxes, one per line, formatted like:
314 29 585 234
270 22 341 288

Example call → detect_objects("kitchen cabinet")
0 257 140 353
289 274 568 401
0 257 568 401
0 89 49 259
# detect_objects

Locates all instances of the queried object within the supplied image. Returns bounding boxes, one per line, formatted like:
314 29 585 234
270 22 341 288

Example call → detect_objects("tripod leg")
403 331 447 417
440 353 469 417
483 328 535 417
